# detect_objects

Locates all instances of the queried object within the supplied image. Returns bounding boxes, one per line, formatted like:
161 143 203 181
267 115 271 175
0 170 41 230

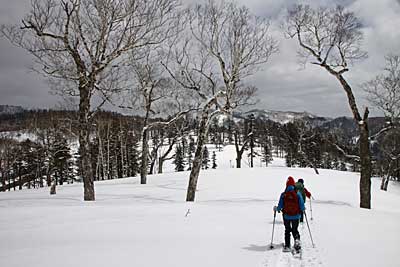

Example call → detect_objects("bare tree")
284 5 371 209
363 54 400 190
157 137 176 174
126 48 174 184
233 123 251 168
234 131 250 168
376 129 400 190
164 0 278 201
1 0 180 200
363 54 400 124
121 42 196 184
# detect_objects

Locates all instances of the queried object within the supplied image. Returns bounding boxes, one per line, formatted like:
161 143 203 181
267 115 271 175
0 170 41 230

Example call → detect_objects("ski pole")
310 197 313 220
270 207 277 249
304 211 315 248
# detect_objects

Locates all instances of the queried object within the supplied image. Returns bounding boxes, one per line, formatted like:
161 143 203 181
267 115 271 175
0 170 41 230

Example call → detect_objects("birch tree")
363 54 400 125
164 0 278 201
376 129 400 190
363 54 400 190
284 5 371 208
234 125 251 168
126 48 174 184
1 0 180 200
122 43 195 184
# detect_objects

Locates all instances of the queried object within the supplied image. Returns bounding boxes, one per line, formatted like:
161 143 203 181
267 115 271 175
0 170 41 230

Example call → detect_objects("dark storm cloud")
0 0 399 116
0 0 61 109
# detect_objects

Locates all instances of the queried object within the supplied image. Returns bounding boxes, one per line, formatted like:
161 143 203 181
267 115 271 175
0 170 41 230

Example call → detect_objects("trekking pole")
304 211 315 248
270 207 277 249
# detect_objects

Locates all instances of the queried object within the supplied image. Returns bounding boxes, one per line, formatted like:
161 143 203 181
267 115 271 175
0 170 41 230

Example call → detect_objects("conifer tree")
187 136 196 170
212 151 217 169
173 145 185 172
50 134 73 186
127 137 140 177
202 146 210 170
20 139 35 189
261 142 273 167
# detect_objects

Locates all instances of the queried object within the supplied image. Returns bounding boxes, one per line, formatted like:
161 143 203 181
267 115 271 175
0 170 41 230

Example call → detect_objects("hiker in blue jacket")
274 176 305 252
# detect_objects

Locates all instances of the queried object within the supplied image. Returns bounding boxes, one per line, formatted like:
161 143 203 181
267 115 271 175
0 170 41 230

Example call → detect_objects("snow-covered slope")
0 157 399 267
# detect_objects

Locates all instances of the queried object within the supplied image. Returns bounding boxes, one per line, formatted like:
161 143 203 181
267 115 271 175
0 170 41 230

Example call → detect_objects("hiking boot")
294 239 301 251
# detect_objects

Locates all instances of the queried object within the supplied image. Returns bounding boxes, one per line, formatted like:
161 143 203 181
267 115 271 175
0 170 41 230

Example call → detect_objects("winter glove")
273 206 281 213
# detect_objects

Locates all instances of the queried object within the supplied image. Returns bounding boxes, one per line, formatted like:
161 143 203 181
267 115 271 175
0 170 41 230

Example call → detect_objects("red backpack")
283 190 300 216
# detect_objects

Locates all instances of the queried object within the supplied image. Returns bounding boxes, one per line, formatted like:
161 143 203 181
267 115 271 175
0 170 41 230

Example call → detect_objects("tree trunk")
50 182 56 195
380 174 386 190
359 124 371 208
98 128 105 180
18 167 22 190
383 176 390 191
186 113 209 202
158 139 175 174
249 118 254 168
39 160 44 187
79 85 95 201
107 122 110 179
119 124 125 177
330 70 372 209
380 162 392 191
140 128 149 184
1 170 5 191
46 171 51 187
234 131 249 168
158 158 164 174
380 176 389 191
236 155 242 168
149 155 156 175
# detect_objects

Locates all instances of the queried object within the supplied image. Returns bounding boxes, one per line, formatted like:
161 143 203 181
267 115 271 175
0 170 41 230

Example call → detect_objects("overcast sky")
0 0 399 117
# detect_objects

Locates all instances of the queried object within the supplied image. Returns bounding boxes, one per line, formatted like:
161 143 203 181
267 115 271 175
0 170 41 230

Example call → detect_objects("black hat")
298 178 304 184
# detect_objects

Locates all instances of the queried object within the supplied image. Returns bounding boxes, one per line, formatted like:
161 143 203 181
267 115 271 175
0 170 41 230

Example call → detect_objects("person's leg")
292 219 300 240
283 219 292 248
292 219 301 251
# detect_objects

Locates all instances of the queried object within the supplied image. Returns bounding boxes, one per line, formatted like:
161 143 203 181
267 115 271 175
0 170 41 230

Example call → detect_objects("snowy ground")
1 153 400 267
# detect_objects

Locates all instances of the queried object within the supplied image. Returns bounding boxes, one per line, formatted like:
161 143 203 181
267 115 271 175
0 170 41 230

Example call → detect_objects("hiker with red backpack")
274 176 305 253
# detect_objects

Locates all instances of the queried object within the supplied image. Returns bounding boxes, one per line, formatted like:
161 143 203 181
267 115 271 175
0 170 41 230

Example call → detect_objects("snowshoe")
294 239 301 252
291 240 302 259
282 246 291 252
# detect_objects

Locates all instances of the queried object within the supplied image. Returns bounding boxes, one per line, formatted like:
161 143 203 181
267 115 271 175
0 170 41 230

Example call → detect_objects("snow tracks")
262 223 323 267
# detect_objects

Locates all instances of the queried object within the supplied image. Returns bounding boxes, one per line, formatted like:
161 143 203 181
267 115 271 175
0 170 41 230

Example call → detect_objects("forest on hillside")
1 108 399 194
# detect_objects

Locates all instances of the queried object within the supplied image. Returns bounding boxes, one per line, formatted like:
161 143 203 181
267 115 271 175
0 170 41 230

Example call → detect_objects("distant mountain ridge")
0 105 386 138
234 108 331 126
0 105 25 115
233 109 385 137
